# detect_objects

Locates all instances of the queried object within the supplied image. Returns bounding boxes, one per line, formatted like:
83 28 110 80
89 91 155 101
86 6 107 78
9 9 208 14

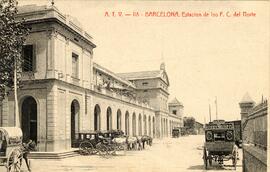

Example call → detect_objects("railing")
92 84 152 109
253 131 267 150
21 72 35 80
250 100 268 114
93 85 102 92
243 100 268 150
71 76 80 86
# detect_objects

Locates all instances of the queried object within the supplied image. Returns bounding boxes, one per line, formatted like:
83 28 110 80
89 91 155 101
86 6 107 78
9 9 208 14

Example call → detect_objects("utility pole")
215 96 218 120
14 58 19 127
208 103 212 122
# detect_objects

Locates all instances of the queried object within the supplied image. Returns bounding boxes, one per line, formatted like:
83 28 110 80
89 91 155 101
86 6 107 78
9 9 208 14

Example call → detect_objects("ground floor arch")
21 96 38 143
106 107 112 130
138 114 142 136
132 113 136 136
148 116 151 136
152 117 155 138
143 115 147 135
125 111 130 135
94 104 101 131
71 99 80 148
117 109 121 130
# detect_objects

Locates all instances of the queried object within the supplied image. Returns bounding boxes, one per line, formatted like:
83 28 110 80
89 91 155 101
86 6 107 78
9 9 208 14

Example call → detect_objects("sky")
20 0 269 124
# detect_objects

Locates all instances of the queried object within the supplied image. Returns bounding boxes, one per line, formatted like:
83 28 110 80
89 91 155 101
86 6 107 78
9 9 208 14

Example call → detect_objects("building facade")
0 4 182 152
194 121 204 135
239 93 267 172
168 98 184 136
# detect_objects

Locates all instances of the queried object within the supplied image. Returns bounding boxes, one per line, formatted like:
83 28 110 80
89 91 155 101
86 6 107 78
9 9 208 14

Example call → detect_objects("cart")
78 130 126 156
172 128 181 138
100 130 127 154
203 120 238 170
77 130 107 156
0 127 24 172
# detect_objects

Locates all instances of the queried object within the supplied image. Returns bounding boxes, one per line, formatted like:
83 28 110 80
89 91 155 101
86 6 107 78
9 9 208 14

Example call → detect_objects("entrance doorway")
21 96 37 143
94 104 101 131
106 107 112 130
71 100 80 148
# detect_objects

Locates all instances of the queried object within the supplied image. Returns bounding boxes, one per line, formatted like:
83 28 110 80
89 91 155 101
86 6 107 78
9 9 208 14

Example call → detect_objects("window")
142 82 148 86
22 45 35 72
172 110 177 115
72 53 79 78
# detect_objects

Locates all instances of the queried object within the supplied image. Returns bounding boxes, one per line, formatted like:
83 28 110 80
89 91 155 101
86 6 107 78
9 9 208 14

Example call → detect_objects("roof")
93 63 136 88
117 70 162 80
195 121 204 127
240 92 254 103
0 127 23 139
169 97 183 106
117 70 170 86
17 4 95 48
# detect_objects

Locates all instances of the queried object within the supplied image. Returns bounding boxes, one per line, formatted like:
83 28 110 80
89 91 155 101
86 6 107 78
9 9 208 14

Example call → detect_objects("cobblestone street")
8 135 242 172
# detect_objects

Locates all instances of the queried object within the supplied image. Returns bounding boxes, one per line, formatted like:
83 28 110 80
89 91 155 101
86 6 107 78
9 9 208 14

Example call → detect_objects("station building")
0 4 183 152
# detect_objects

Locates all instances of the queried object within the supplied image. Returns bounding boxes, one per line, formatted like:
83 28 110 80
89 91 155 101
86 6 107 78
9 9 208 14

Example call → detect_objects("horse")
20 140 37 172
141 135 153 149
136 136 143 150
125 136 137 150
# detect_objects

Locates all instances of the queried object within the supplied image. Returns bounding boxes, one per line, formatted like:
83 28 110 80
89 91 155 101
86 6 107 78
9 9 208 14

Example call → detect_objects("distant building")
168 98 183 135
0 4 182 152
239 93 267 172
194 121 204 135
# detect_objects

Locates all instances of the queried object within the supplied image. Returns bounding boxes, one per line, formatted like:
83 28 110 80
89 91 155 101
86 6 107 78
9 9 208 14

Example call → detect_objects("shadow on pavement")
188 164 241 171
187 165 205 170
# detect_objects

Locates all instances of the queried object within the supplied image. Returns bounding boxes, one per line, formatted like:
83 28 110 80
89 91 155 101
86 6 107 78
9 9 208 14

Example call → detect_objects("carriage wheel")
232 149 237 170
133 143 138 150
106 145 116 155
79 141 94 155
118 144 126 151
7 148 23 172
119 144 127 155
208 157 212 166
96 144 108 157
203 147 208 170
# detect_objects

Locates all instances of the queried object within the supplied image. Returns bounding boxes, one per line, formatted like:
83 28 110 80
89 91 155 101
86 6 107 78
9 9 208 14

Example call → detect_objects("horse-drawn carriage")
203 120 238 170
0 127 24 172
77 130 127 156
76 129 153 156
172 128 181 138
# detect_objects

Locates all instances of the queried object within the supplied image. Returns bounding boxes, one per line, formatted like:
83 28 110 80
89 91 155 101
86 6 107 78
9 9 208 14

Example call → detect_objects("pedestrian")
21 139 37 172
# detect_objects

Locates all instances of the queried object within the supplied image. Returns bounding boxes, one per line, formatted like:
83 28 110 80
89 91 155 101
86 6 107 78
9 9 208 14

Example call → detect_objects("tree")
183 117 195 129
0 0 29 127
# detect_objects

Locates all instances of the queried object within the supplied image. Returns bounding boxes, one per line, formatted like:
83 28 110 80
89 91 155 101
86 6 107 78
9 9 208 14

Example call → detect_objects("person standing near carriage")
21 139 37 172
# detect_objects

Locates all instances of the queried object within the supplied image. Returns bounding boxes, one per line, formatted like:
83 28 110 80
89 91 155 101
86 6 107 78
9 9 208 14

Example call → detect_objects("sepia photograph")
0 0 269 171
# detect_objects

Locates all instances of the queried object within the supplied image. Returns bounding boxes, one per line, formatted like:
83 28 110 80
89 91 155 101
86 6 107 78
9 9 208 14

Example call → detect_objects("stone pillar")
112 108 117 130
239 93 255 144
239 93 255 123
0 97 9 127
46 83 57 151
